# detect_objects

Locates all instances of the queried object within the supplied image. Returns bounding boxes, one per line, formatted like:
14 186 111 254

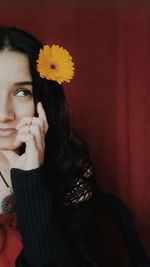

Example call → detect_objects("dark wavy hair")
0 26 92 251
0 26 91 189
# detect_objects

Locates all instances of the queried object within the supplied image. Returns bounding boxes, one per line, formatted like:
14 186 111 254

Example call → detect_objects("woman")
0 27 99 267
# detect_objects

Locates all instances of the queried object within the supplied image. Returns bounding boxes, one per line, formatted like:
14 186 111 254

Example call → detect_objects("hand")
2 102 49 170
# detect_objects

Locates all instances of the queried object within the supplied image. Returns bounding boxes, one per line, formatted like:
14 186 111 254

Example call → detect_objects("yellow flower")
36 45 75 84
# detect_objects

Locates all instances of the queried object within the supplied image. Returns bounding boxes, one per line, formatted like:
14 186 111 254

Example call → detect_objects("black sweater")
10 162 99 267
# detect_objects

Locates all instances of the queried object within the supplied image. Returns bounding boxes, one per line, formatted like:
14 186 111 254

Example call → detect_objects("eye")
14 89 33 97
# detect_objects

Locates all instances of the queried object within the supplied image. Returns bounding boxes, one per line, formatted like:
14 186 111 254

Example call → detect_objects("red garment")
0 212 23 267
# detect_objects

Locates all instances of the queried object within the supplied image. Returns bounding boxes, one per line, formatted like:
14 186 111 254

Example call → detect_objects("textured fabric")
0 212 23 267
8 162 99 267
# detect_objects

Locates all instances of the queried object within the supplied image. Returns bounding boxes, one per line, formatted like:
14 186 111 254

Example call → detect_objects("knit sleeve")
62 161 99 265
64 161 95 206
10 162 99 267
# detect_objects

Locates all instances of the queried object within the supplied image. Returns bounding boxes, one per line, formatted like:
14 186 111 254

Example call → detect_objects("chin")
0 138 23 152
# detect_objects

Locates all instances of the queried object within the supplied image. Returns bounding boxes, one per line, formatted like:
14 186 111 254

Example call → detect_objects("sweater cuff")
11 166 44 194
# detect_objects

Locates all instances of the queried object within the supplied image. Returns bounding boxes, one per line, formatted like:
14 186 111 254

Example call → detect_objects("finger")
17 124 45 149
16 117 33 130
16 132 44 169
16 133 38 154
17 125 30 134
19 121 45 138
16 132 41 169
18 120 45 136
37 102 49 132
31 117 45 134
16 112 49 136
29 124 45 149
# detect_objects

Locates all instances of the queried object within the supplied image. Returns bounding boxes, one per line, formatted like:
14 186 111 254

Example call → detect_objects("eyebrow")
14 81 33 86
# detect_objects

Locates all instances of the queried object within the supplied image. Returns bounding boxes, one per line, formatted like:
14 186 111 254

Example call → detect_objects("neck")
0 151 10 168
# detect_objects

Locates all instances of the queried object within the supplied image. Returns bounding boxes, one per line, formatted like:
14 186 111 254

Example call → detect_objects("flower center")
50 64 57 70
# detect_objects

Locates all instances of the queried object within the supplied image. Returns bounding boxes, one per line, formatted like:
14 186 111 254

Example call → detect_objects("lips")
0 128 17 137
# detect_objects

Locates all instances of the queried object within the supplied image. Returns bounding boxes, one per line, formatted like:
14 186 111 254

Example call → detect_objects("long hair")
0 26 91 251
0 26 91 193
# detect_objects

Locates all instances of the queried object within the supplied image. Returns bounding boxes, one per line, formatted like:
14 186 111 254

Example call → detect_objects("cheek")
15 101 35 119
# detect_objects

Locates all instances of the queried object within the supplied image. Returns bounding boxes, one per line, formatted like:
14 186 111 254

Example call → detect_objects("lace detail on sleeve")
64 162 95 207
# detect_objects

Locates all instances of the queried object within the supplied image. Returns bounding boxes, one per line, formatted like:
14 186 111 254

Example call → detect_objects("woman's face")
0 50 35 151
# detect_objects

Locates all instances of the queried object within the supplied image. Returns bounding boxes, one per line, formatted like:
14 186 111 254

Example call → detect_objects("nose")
0 101 15 122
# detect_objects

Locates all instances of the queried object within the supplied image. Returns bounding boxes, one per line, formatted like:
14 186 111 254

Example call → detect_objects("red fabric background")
0 0 150 262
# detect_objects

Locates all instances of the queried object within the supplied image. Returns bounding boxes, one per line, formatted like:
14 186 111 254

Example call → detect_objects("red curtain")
114 9 150 255
1 0 150 259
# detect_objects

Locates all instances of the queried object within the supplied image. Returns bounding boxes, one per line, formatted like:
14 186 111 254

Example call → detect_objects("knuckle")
32 117 38 124
30 124 40 131
28 133 34 140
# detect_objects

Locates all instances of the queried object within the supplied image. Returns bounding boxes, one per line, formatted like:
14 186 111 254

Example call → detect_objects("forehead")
0 50 32 85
